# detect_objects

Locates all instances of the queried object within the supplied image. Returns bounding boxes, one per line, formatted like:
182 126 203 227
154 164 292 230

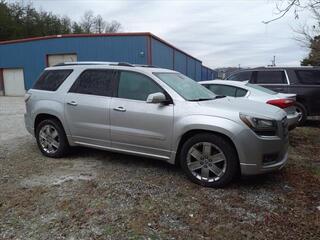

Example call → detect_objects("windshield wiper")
215 95 226 99
189 96 226 102
189 97 215 102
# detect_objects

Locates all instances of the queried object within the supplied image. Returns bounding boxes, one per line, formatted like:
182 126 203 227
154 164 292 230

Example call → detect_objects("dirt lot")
0 97 319 240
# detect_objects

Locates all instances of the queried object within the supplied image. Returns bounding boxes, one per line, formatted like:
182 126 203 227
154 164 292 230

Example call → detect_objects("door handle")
67 101 78 106
113 106 126 112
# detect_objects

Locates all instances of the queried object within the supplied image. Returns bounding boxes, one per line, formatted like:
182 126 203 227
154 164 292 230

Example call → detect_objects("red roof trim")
0 32 202 62
0 32 151 45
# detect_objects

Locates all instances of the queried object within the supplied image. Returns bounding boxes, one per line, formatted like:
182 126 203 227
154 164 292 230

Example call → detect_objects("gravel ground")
0 97 319 240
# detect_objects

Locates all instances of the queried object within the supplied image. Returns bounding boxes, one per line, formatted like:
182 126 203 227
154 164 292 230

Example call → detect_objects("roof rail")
134 64 158 68
110 62 134 67
53 61 135 67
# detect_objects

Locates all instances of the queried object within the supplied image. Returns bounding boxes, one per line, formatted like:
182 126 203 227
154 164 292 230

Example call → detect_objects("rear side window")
228 71 252 81
235 88 248 97
206 84 237 97
256 71 286 84
33 70 72 91
69 70 114 96
295 70 320 85
117 71 163 101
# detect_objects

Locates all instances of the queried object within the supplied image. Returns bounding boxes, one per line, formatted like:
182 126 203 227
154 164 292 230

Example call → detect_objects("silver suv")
24 62 289 187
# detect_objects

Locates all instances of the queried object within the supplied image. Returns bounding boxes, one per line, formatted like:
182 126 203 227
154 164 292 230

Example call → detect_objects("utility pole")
272 56 276 66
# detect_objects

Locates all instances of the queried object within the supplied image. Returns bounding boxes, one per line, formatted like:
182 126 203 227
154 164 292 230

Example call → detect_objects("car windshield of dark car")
154 72 216 101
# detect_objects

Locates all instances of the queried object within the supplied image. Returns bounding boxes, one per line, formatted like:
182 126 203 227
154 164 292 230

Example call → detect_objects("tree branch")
262 0 300 24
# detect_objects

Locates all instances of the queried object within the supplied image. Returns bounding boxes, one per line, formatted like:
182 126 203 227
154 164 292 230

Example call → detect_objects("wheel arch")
174 129 240 167
34 113 65 134
295 96 309 115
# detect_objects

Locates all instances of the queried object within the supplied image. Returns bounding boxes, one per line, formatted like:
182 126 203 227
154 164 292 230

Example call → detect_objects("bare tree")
81 10 95 33
105 20 121 33
80 12 121 34
293 8 319 47
263 0 320 24
93 14 106 34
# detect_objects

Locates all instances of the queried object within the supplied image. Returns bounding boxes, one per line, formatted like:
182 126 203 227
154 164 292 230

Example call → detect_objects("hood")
197 97 286 121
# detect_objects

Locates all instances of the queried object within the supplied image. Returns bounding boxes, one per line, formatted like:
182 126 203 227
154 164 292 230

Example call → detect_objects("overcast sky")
12 0 313 68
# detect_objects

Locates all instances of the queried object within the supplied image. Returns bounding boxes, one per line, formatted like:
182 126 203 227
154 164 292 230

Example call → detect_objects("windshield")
245 83 277 95
154 72 216 101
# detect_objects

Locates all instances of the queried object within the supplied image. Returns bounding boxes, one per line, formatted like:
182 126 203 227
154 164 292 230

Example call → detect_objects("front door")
110 71 174 159
64 69 115 147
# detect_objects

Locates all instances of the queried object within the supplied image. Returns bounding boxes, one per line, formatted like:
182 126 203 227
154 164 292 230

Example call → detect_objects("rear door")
294 69 320 114
110 70 174 159
64 69 115 147
252 70 289 93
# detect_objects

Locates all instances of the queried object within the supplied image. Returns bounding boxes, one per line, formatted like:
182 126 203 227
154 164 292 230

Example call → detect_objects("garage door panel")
48 54 77 66
3 69 25 96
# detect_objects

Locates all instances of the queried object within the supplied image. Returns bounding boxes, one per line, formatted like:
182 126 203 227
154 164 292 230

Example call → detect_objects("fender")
31 99 70 136
169 114 246 164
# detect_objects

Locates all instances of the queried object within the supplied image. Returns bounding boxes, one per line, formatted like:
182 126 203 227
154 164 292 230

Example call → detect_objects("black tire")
294 102 307 126
35 118 69 158
180 133 239 188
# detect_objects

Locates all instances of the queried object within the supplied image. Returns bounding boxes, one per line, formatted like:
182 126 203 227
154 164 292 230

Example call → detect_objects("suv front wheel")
35 118 69 158
180 133 239 188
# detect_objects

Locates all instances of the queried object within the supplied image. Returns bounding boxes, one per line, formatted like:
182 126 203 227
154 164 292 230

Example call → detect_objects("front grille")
282 117 288 138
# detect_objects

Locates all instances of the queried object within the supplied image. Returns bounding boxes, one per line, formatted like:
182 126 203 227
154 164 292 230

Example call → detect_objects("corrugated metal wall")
174 51 187 75
201 65 218 80
151 39 174 69
0 36 147 89
0 34 216 89
150 36 203 81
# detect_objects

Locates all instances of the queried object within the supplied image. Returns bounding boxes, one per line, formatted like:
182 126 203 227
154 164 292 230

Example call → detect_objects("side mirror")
146 92 167 104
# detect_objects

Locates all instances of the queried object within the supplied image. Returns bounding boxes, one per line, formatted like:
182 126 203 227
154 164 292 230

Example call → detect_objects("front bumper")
234 128 289 176
24 113 34 136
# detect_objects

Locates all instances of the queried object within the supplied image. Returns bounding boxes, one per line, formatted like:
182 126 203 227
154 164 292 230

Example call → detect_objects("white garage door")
48 54 77 66
3 69 25 96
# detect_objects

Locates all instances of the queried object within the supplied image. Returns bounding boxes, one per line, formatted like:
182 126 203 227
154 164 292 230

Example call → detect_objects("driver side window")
117 71 163 101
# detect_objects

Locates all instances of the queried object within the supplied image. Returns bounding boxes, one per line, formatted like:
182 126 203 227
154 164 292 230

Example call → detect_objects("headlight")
239 113 277 136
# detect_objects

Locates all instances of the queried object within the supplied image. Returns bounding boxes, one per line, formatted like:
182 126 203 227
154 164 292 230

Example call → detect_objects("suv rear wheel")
294 102 307 125
180 133 238 188
35 119 69 158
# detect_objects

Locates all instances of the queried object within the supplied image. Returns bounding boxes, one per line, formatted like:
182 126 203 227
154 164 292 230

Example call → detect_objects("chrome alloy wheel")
38 124 60 154
187 142 227 182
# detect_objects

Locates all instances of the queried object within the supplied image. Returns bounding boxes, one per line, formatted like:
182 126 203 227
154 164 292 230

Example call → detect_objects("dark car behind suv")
227 67 320 124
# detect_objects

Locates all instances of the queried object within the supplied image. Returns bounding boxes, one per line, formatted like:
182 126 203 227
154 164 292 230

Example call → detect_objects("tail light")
266 98 295 109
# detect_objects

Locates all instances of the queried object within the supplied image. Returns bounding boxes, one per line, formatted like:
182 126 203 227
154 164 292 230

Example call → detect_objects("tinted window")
235 88 248 97
295 70 320 85
256 71 286 84
69 70 114 96
118 71 163 101
206 84 236 97
228 71 252 81
33 70 72 91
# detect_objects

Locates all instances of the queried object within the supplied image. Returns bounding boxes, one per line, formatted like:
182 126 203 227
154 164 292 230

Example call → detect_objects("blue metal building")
0 32 217 96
